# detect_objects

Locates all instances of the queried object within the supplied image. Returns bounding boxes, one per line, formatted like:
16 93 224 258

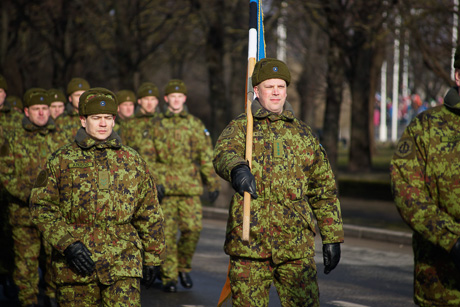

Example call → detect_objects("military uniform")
390 86 460 306
213 98 343 306
29 88 165 306
0 100 67 305
54 103 81 143
152 107 220 286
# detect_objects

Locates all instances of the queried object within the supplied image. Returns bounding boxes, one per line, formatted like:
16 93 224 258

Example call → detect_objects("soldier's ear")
80 116 87 128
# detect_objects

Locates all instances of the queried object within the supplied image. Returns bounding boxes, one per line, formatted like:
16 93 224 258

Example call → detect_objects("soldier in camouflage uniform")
115 89 136 137
151 79 220 293
0 88 68 306
213 59 344 307
55 78 90 143
0 75 22 133
48 88 66 120
29 88 165 306
6 95 23 114
390 48 460 306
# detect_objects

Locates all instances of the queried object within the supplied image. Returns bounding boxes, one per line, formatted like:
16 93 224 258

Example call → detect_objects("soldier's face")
80 114 115 141
0 89 6 108
138 96 158 114
69 90 85 110
49 101 65 119
118 101 135 119
254 78 287 115
25 104 50 127
164 93 186 114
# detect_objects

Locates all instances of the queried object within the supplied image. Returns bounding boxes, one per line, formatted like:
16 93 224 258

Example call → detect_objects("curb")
202 207 412 245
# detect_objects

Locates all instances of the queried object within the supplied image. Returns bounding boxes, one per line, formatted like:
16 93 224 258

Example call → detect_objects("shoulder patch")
34 170 48 188
394 137 415 159
221 126 236 138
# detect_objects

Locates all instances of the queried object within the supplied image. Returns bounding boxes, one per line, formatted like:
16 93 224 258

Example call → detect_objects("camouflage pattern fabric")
29 128 165 291
0 115 67 305
152 108 220 196
229 257 319 307
54 104 81 143
213 99 343 304
57 277 140 306
0 100 22 134
390 86 460 306
161 195 202 283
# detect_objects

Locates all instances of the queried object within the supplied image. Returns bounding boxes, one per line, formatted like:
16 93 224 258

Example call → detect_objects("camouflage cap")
67 77 90 95
6 95 22 109
164 79 187 95
0 74 7 91
252 58 291 87
79 87 118 116
116 89 136 104
137 82 159 99
23 88 51 107
455 47 460 69
48 88 66 103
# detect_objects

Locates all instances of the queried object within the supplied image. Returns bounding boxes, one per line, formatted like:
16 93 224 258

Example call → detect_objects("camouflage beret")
252 58 291 87
0 75 7 91
6 95 22 109
79 87 118 116
164 79 187 95
116 89 136 104
23 88 51 107
137 82 159 99
455 47 460 69
67 77 90 95
48 88 66 103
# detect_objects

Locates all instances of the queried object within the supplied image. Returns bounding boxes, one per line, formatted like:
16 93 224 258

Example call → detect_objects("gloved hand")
323 243 341 274
450 238 460 271
141 265 161 288
208 190 219 203
64 241 95 276
156 184 165 203
230 165 258 199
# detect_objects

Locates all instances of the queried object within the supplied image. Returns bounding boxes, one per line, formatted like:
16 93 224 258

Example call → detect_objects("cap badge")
100 101 106 106
273 66 279 72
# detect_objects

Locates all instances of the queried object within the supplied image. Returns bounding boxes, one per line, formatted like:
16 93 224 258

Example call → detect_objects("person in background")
213 58 343 306
48 88 66 120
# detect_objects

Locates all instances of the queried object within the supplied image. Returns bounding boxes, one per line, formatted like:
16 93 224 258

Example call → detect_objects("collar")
251 98 295 122
163 107 188 118
22 116 56 135
75 127 122 150
443 86 460 115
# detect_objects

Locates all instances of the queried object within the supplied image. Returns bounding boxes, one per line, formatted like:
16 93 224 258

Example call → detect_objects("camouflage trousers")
229 256 319 307
161 195 202 283
57 277 140 306
9 202 56 305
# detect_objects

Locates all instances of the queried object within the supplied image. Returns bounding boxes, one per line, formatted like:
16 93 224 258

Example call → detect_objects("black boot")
163 281 177 293
178 272 193 289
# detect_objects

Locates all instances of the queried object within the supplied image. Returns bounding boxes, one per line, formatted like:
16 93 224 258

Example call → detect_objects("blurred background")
1 0 457 203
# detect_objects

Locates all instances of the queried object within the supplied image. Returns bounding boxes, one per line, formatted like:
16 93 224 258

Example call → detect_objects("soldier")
120 82 160 147
6 95 23 114
213 58 343 306
0 88 67 307
48 88 66 120
0 75 22 132
55 77 90 142
390 47 460 306
29 87 165 306
152 79 220 292
115 89 136 138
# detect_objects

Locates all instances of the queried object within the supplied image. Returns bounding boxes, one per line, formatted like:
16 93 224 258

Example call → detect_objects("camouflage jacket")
29 128 165 285
213 99 344 263
152 108 220 196
54 104 81 143
0 101 22 140
0 116 66 205
390 87 460 306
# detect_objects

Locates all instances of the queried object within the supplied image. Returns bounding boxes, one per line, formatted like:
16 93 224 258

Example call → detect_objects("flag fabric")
257 0 266 61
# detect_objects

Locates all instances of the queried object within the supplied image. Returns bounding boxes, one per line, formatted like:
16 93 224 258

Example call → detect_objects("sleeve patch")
221 126 236 138
34 170 49 188
394 137 415 159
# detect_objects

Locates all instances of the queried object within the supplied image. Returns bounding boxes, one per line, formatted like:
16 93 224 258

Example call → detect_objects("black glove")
323 243 341 274
141 265 161 288
450 238 460 271
64 241 95 276
208 190 219 203
230 165 258 199
156 184 165 203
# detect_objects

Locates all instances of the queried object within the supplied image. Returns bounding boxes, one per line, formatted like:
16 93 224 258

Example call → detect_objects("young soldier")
213 59 343 306
153 79 220 292
30 88 165 306
0 88 68 306
48 88 67 120
115 89 136 138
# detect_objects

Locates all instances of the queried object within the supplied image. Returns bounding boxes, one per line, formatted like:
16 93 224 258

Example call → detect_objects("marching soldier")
30 88 165 306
